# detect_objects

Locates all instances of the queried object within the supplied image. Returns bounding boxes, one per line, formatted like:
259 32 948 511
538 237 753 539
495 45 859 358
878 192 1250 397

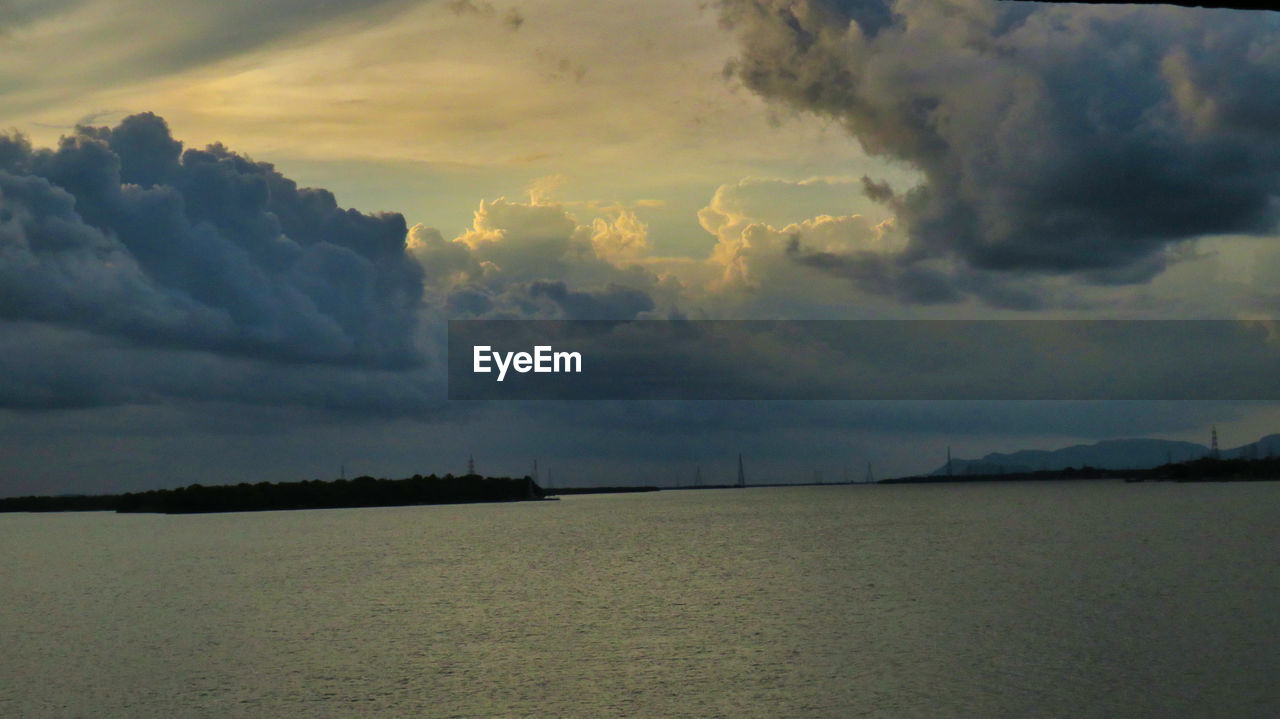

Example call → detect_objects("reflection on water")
2 482 1277 717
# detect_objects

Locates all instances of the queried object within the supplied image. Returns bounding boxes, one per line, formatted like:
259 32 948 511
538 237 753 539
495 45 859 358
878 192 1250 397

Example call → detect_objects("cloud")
786 245 962 305
717 0 1280 287
697 180 903 299
0 113 424 372
701 176 872 229
526 173 570 205
689 177 1092 310
0 322 447 417
406 225 479 286
517 280 655 319
589 210 652 261
0 0 421 111
410 196 670 320
0 115 677 418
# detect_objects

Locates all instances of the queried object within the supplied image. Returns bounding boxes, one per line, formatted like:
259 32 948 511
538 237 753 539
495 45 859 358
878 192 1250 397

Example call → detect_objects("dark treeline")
884 456 1280 484
1 474 548 514
1135 455 1280 482
0 494 121 512
547 486 660 495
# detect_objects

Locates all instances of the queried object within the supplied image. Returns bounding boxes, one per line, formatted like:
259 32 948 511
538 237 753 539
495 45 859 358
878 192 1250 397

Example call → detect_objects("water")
2 482 1277 718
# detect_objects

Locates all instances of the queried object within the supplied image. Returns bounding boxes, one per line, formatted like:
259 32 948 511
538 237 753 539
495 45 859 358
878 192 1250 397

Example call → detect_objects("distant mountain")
932 434 1280 476
1225 433 1280 461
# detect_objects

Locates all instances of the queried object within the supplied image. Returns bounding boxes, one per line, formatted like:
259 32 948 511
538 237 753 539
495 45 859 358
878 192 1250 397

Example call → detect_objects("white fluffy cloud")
408 196 676 320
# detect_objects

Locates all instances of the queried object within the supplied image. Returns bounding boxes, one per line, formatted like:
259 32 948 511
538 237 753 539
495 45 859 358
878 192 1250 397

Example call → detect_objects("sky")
4 0 1280 495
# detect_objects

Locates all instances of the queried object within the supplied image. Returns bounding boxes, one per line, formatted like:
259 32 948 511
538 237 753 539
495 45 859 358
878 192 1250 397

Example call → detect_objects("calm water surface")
2 482 1277 717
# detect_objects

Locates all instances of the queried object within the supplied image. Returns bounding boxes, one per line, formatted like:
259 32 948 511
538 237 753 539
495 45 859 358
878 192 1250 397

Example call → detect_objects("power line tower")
737 453 746 488
947 446 953 477
467 454 475 476
1211 426 1220 459
865 462 874 484
532 458 539 482
694 465 703 487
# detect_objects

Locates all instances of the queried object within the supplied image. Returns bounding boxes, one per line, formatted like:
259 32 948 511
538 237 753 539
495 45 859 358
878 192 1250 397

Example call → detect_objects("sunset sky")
5 0 1280 494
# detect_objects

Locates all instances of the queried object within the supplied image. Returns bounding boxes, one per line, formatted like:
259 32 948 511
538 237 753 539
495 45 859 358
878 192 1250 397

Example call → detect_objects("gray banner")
447 320 1280 400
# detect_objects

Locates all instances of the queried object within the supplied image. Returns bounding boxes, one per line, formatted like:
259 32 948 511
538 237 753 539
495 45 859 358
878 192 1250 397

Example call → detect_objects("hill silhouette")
934 434 1280 476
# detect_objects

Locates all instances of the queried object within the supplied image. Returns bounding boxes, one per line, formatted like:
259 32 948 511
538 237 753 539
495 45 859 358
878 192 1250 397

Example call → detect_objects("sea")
1 481 1277 718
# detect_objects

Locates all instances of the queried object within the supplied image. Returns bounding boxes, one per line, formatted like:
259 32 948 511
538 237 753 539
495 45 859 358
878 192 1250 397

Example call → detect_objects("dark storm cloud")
788 248 1051 309
785 237 962 304
859 175 895 205
0 113 423 369
523 281 655 320
0 321 449 418
718 0 1280 290
783 232 1048 308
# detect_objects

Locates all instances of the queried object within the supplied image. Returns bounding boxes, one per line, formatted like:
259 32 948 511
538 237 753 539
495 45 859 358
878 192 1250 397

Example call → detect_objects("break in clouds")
717 0 1280 297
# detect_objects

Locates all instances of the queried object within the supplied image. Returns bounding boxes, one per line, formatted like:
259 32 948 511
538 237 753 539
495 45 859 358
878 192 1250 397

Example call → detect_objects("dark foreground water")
2 481 1277 718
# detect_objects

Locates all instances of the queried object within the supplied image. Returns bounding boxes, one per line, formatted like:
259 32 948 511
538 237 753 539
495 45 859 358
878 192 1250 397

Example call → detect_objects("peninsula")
0 473 550 515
